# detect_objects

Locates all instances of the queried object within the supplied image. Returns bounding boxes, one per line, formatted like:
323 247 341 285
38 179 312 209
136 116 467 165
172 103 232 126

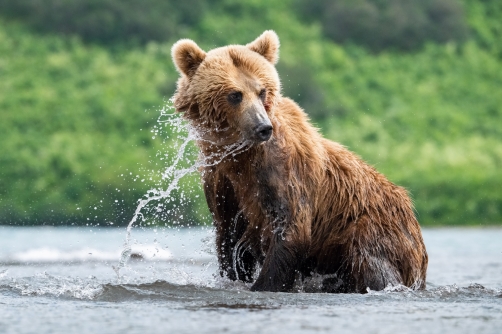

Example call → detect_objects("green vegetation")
296 0 469 51
0 0 501 226
0 21 207 225
0 0 206 45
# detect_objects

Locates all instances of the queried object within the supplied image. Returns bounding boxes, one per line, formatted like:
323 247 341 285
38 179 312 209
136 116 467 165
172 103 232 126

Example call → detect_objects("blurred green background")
0 0 500 227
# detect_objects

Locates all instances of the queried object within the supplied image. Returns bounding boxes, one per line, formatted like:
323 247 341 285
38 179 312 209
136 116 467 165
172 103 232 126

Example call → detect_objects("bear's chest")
223 157 291 230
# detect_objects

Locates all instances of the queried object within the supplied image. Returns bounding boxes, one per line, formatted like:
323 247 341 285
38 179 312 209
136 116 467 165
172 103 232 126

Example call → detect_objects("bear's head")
171 31 281 146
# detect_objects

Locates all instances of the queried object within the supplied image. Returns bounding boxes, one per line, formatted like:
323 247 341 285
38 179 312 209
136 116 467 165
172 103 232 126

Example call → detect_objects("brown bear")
171 31 428 293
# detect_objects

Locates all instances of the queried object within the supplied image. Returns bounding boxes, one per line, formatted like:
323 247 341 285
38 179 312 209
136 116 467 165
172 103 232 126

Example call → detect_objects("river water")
0 226 501 334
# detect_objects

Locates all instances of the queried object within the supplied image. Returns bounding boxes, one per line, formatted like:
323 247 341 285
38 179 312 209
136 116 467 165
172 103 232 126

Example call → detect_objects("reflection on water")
0 226 501 334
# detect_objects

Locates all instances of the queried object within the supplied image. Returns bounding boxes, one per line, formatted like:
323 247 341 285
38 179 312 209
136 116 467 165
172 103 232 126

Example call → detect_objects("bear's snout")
241 99 273 143
255 124 273 142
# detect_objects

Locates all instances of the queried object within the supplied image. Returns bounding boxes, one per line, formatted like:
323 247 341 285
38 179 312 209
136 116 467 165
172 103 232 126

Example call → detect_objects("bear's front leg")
250 232 303 292
204 173 257 282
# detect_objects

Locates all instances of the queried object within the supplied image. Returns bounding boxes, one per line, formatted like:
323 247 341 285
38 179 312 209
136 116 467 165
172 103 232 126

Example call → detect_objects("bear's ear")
171 39 206 77
246 30 280 64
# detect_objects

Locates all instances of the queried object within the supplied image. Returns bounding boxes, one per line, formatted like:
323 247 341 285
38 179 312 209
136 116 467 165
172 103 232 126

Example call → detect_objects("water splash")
8 272 103 300
113 100 252 280
0 269 8 279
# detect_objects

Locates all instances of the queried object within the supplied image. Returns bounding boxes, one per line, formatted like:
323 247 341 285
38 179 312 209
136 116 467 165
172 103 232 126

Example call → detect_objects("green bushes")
296 0 469 51
0 21 208 226
460 0 502 58
0 0 206 45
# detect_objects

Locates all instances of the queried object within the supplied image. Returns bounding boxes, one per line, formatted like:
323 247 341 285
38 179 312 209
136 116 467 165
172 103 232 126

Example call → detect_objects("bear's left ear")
246 30 280 64
172 39 206 77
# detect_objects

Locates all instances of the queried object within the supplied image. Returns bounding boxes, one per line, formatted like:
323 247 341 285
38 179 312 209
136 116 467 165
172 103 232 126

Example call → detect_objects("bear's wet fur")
171 31 428 293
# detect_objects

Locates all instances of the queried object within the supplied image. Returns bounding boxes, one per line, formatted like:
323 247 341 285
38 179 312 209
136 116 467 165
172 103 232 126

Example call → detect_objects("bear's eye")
259 88 266 101
227 91 243 105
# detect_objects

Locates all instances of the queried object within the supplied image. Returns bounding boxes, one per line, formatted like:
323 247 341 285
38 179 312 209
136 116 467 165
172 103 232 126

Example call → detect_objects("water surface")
1 226 501 333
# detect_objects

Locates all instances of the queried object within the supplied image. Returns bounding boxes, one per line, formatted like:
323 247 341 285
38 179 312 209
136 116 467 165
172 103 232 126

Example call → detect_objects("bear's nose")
255 124 273 142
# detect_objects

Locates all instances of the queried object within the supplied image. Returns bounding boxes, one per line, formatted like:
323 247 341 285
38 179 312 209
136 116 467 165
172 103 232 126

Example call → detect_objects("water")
114 108 253 278
1 226 501 334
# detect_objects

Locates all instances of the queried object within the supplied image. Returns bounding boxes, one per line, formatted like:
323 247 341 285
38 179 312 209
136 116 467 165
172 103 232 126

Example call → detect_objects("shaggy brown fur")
171 31 428 293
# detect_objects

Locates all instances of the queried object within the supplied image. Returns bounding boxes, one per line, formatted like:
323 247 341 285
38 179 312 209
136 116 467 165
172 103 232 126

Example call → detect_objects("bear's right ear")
171 39 206 77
